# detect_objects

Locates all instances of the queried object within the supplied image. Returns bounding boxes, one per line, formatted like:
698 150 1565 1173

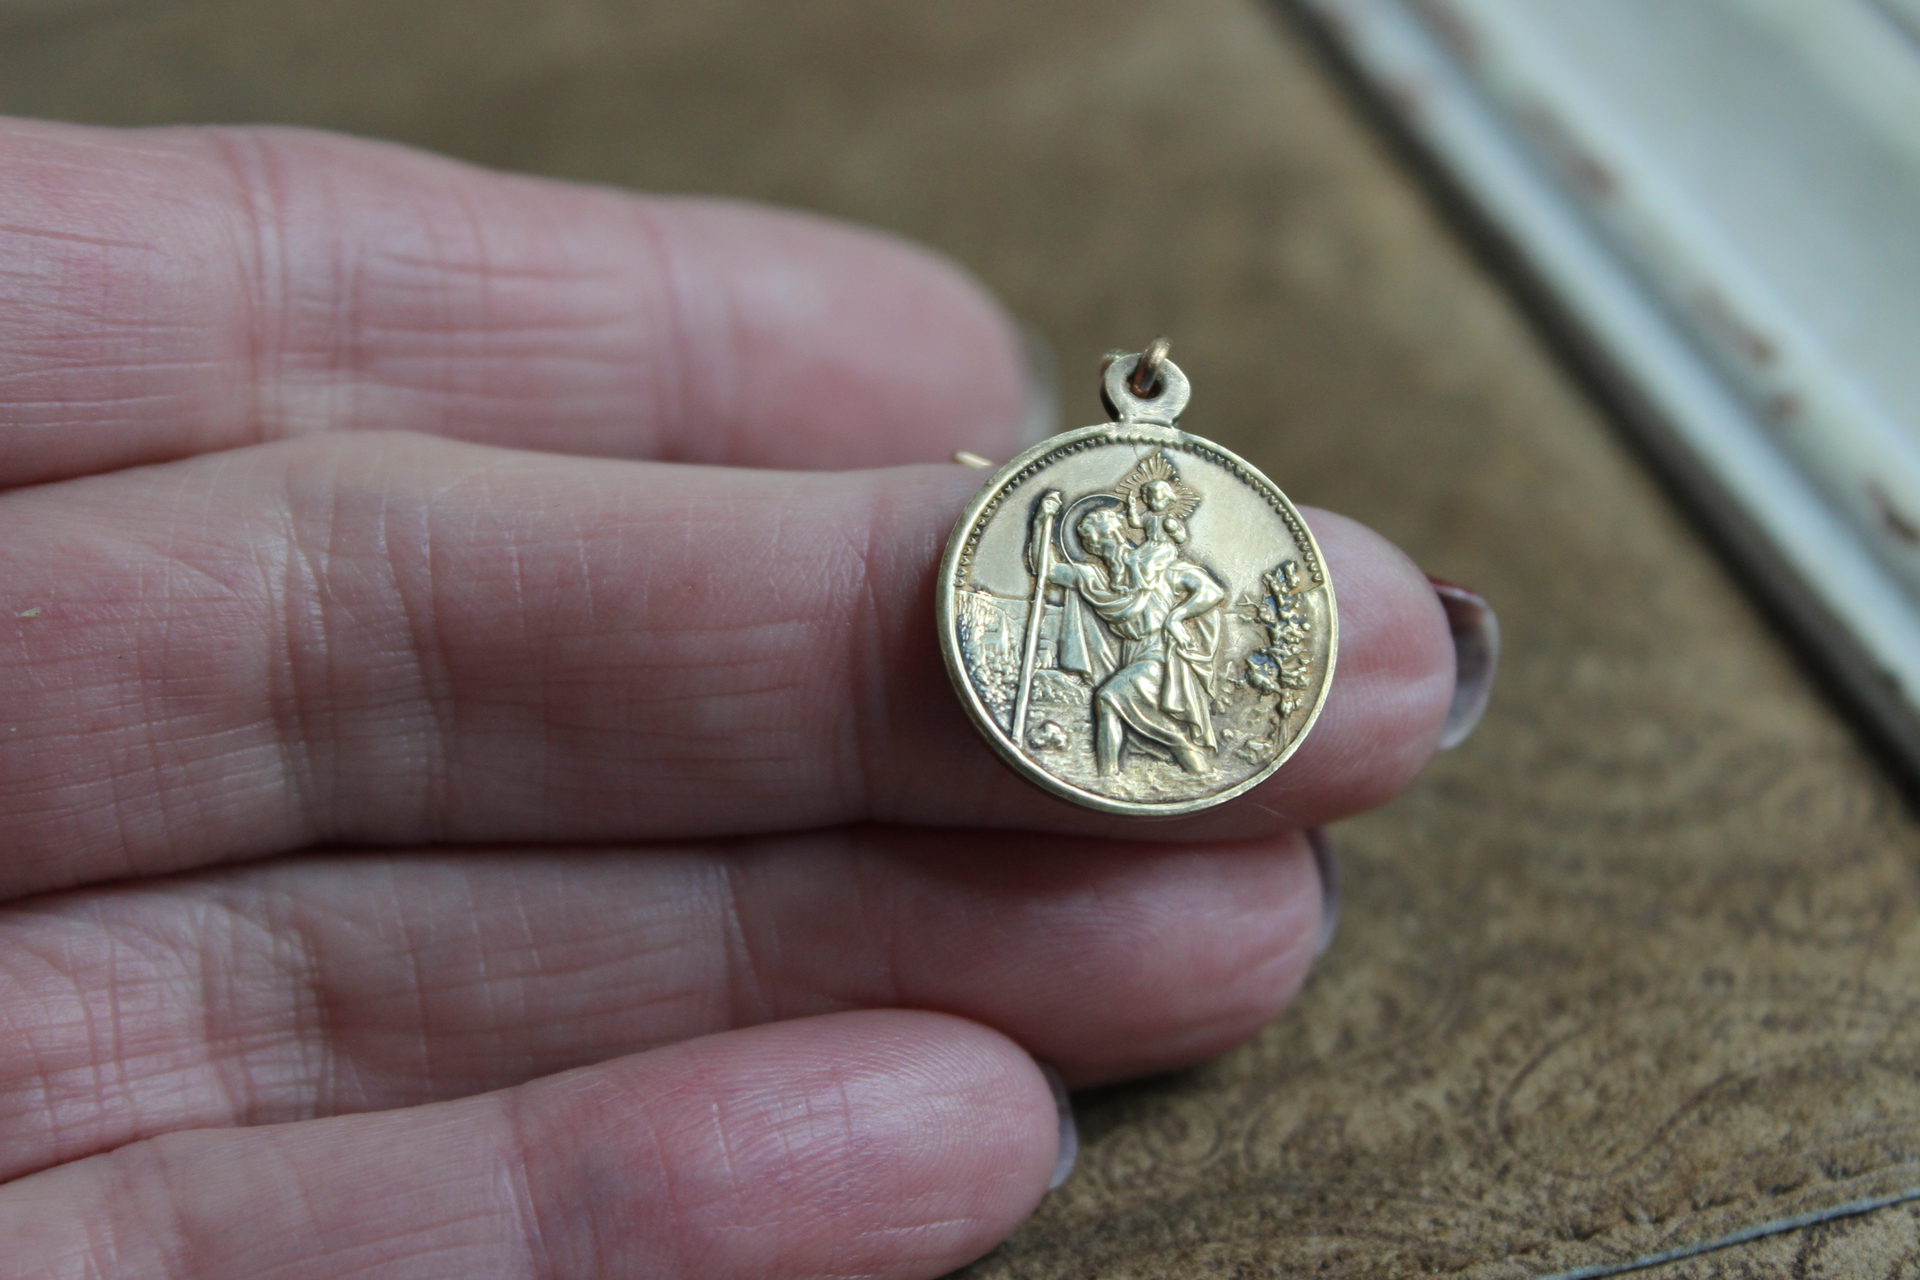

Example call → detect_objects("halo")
1115 450 1201 529
1059 493 1127 564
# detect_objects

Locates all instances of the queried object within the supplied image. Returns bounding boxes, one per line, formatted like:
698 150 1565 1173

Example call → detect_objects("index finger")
0 117 1037 487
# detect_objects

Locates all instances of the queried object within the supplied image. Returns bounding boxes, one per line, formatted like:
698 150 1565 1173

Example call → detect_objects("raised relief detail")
1034 452 1229 778
952 448 1327 807
939 346 1335 815
1236 559 1317 764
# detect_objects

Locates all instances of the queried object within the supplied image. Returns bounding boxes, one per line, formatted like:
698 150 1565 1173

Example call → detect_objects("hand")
1039 489 1064 515
0 120 1459 1279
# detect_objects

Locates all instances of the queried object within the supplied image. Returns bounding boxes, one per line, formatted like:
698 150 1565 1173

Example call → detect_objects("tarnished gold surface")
938 352 1335 815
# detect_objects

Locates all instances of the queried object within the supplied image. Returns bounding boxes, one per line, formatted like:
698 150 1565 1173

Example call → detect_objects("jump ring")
1129 335 1172 398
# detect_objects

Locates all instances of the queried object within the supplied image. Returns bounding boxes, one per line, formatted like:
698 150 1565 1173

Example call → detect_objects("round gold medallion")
937 345 1337 816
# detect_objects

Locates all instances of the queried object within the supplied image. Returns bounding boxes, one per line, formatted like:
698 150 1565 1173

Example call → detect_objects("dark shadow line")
1867 0 1920 53
1531 1186 1920 1280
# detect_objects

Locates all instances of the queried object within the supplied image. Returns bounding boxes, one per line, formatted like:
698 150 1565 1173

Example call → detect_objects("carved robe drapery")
1053 547 1224 755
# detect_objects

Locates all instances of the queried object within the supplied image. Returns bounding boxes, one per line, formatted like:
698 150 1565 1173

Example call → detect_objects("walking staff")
1012 489 1063 751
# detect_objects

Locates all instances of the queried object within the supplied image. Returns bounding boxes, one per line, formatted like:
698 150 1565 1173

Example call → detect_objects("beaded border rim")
935 422 1339 818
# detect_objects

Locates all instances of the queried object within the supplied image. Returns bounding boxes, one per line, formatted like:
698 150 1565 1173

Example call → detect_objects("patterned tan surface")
1599 1202 1920 1280
4 1 1919 1275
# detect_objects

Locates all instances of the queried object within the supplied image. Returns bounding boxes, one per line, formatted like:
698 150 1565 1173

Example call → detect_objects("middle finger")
0 431 1452 898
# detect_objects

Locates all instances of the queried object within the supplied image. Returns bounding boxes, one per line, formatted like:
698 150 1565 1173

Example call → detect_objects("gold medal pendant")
938 341 1337 816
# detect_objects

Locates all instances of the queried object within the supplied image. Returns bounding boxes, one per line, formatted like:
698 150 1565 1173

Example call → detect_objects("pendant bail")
937 342 1337 815
1102 347 1191 427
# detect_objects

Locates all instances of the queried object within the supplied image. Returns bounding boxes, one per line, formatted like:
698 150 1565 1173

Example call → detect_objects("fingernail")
1038 1061 1078 1191
1307 827 1340 956
1018 323 1060 446
1428 577 1500 749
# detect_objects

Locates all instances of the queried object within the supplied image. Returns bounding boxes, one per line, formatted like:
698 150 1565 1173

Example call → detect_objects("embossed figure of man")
1039 502 1227 775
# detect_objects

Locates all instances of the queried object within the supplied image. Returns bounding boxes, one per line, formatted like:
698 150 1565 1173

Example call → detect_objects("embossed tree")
1238 560 1315 752
955 588 1022 725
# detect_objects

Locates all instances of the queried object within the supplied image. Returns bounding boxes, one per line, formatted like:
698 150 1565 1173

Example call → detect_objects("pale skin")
0 118 1458 1279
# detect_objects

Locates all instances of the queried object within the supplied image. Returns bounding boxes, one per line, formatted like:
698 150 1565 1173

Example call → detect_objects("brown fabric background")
5 1 1919 1275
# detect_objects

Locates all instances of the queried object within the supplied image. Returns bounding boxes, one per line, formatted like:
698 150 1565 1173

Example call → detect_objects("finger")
1 1010 1060 1280
0 434 1451 896
0 827 1316 1178
0 117 1033 486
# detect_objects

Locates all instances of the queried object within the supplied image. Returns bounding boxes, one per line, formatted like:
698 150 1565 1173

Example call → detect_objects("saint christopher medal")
937 340 1336 816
